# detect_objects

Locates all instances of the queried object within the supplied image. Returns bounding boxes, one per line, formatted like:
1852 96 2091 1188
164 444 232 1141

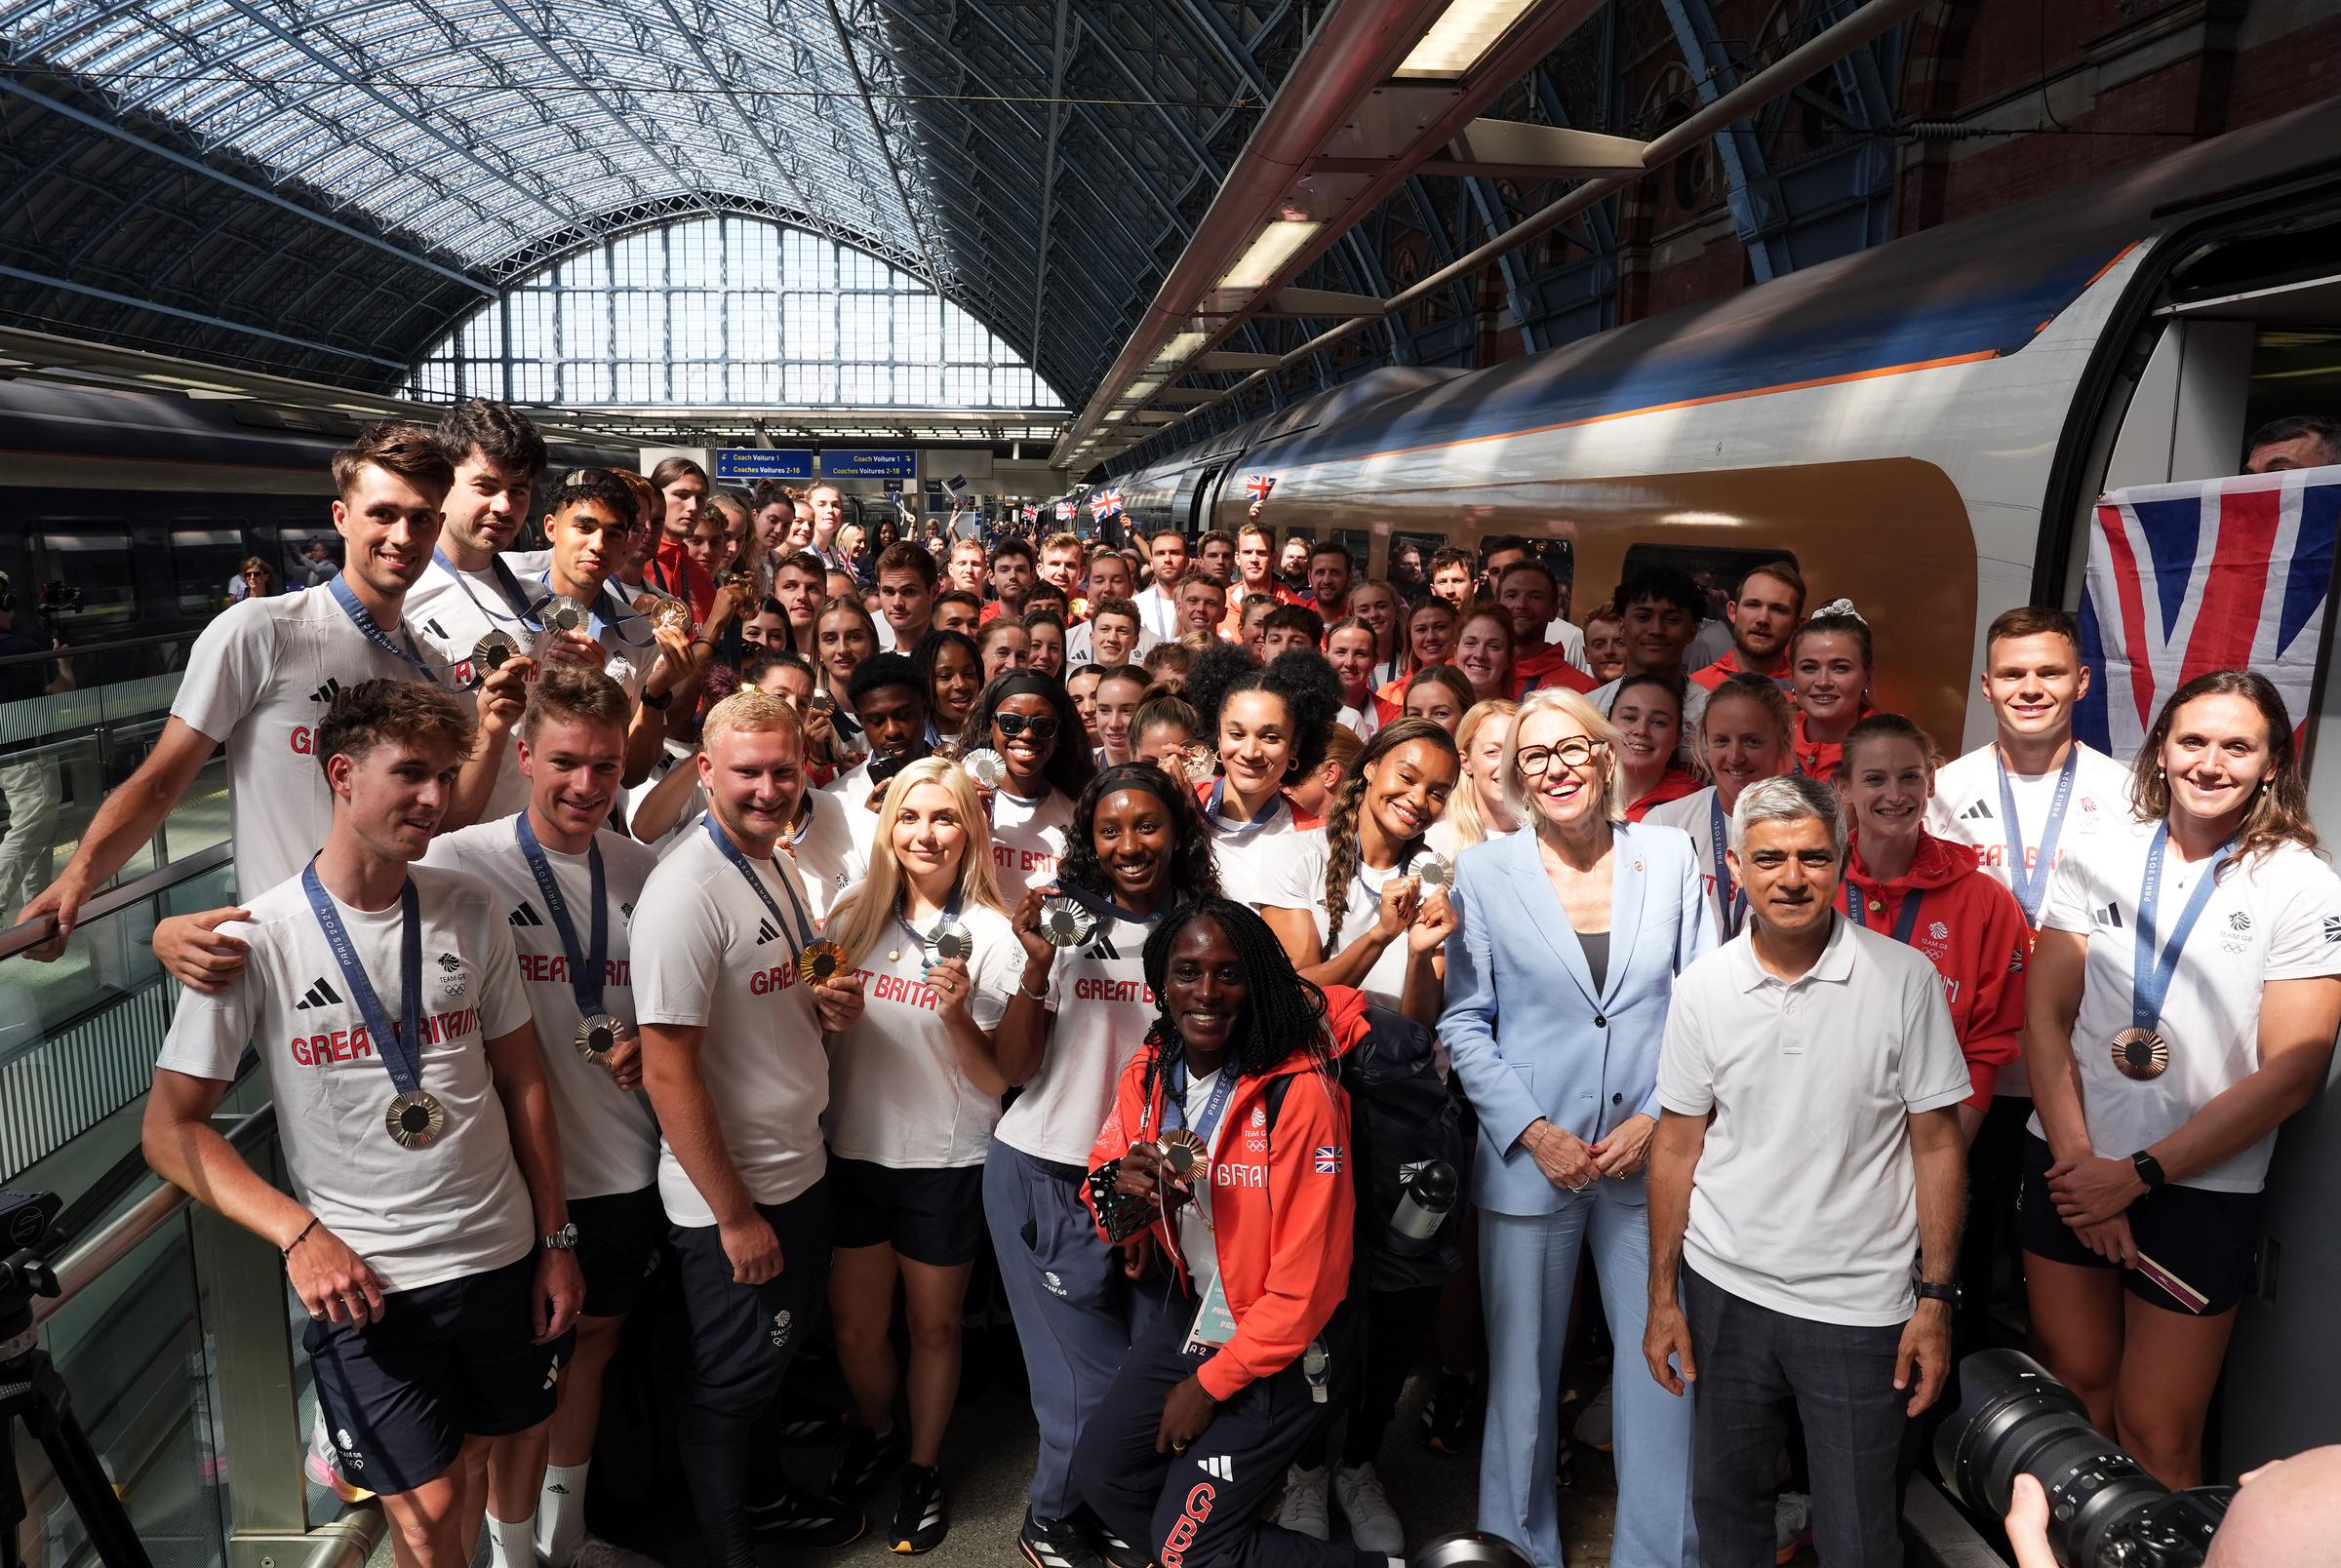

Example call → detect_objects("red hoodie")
1086 987 1368 1400
1842 830 2029 1106
647 533 714 625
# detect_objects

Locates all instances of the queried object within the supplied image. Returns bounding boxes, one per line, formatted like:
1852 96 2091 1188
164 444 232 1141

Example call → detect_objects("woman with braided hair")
1183 642 1344 907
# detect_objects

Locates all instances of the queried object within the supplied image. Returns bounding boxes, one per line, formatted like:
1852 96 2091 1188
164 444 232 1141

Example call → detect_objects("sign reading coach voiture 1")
819 449 918 480
713 449 814 482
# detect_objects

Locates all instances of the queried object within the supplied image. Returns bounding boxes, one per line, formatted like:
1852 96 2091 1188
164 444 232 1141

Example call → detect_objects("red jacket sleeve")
1197 1068 1356 1400
1958 875 2031 1108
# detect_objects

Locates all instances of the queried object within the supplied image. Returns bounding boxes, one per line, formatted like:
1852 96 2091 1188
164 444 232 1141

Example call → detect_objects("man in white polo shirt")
634 687 868 1562
142 679 581 1568
1644 773 1969 1567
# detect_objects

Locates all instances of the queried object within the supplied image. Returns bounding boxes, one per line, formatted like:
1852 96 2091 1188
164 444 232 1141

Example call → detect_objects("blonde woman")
1427 698 1521 858
818 758 1022 1552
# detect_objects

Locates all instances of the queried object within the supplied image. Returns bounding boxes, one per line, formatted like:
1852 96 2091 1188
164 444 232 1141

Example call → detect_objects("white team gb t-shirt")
1263 837 1415 1011
170 586 447 899
2035 821 2341 1193
990 786 1073 905
1204 794 1321 911
825 903 1022 1167
994 904 1161 1167
632 825 829 1224
424 817 662 1200
156 864 536 1291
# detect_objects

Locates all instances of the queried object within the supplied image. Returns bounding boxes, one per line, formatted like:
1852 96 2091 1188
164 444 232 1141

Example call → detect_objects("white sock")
537 1462 590 1565
486 1511 536 1568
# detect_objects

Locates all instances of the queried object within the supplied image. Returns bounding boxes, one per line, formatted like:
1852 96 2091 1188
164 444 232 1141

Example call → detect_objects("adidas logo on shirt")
510 901 544 928
425 617 450 641
295 976 344 1010
756 918 780 945
310 679 343 705
2098 902 2124 928
1960 800 1992 821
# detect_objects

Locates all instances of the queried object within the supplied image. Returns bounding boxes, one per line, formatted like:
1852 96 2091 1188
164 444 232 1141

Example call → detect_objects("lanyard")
1058 882 1167 929
515 814 608 1017
1709 793 1748 939
893 888 964 958
301 863 424 1096
328 576 446 685
1206 777 1282 842
2133 824 2235 1033
1997 748 2078 929
432 548 545 630
703 815 815 959
1844 882 1925 943
1165 1059 1241 1146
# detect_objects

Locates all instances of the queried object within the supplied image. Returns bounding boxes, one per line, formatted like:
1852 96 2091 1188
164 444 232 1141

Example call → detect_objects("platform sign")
713 449 813 482
820 448 918 480
883 479 904 495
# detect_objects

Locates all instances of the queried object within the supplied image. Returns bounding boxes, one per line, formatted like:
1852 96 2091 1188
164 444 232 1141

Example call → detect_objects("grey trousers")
1684 1268 1907 1568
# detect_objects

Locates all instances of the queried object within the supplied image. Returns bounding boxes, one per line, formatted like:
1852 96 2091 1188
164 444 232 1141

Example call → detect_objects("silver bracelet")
1015 974 1051 1001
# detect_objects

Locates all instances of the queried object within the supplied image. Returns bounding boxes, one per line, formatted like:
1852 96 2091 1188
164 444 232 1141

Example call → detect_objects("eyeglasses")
1517 738 1609 776
994 712 1060 741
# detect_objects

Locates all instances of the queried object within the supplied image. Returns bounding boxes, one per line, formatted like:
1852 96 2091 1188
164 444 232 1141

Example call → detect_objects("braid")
1321 770 1370 941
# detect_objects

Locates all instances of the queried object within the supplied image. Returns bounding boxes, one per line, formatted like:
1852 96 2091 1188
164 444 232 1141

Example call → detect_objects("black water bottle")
1387 1159 1457 1256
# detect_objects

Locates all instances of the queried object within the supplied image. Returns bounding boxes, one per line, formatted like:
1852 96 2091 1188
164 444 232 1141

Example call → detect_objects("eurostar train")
1113 96 2341 763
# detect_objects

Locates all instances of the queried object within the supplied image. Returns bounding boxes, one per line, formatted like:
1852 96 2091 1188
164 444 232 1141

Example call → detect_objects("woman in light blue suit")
1442 686 1713 1568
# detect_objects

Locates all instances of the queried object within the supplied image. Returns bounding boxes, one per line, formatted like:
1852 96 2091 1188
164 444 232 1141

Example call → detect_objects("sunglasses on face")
994 712 1060 741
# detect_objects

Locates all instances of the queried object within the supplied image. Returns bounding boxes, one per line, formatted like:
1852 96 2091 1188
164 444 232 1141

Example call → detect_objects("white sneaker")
1278 1464 1329 1540
1332 1462 1404 1554
1573 1376 1614 1452
1773 1491 1813 1563
565 1538 663 1568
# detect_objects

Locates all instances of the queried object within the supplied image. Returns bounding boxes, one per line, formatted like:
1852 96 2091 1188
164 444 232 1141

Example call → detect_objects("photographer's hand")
2005 1474 2060 1568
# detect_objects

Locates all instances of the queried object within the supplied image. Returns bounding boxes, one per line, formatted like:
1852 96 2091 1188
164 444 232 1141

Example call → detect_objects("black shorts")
302 1252 571 1496
2017 1134 2261 1314
571 1185 665 1318
830 1156 986 1267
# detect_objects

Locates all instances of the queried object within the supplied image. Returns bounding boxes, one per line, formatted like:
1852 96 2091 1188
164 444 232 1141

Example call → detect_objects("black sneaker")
887 1464 948 1554
1018 1509 1104 1568
1417 1370 1478 1454
1083 1511 1149 1568
828 1424 906 1506
746 1481 865 1548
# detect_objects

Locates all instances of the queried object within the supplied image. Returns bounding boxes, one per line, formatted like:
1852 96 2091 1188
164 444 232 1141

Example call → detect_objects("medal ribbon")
516 813 608 1018
2133 824 2236 1034
537 571 653 647
1163 1057 1243 1232
1206 776 1282 842
1710 793 1749 939
893 887 965 960
1057 881 1167 928
301 863 424 1098
1844 882 1925 943
432 548 547 631
328 575 448 685
1998 748 2078 929
703 814 815 960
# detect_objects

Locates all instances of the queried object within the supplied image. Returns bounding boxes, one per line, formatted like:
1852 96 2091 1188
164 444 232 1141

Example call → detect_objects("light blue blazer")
1442 820 1715 1217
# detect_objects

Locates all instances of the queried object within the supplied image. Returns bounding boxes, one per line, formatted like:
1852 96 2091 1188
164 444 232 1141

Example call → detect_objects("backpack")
1266 1000 1470 1295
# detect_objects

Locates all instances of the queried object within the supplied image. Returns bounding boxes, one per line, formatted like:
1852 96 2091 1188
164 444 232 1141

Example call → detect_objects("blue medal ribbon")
1057 881 1168 928
2132 823 2236 1034
1709 793 1749 939
300 863 424 1096
328 575 448 685
1844 881 1925 943
515 813 608 1017
893 888 965 962
1165 1059 1241 1146
432 548 547 631
703 814 815 959
1206 776 1283 843
1997 748 2078 929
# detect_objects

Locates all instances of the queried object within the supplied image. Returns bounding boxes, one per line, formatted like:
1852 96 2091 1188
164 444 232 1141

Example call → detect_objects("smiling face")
947 541 987 594
1177 577 1226 635
815 608 873 685
1496 569 1556 646
1308 550 1352 611
1454 614 1513 699
1161 917 1248 1058
1094 675 1146 760
1027 619 1065 677
1348 584 1398 647
1280 538 1310 578
1513 706 1611 834
332 461 444 600
1326 625 1377 698
889 780 968 889
700 722 806 851
546 497 627 596
1409 606 1455 667
1841 732 1931 847
1364 738 1457 846
1091 786 1177 905
1701 690 1792 808
1983 631 2088 746
1726 570 1801 665
1622 595 1698 675
928 641 981 731
1583 615 1627 683
1404 682 1463 734
1237 529 1274 587
990 691 1060 791
331 733 461 863
1464 712 1513 815
444 451 534 560
2158 691 2275 831
1610 685 1682 784
1792 631 1870 726
980 624 1030 679
1088 554 1133 603
1729 813 1842 941
1217 688 1295 804
518 713 624 847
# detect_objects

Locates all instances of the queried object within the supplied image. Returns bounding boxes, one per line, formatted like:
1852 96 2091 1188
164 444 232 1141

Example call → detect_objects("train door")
1185 465 1226 536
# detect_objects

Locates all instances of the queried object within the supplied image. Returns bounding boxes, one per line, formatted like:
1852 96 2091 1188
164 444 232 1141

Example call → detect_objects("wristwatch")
540 1222 579 1251
639 686 674 711
2131 1150 2167 1191
1913 1279 1959 1307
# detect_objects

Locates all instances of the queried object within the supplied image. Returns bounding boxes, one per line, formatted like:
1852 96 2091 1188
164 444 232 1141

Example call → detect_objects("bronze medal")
2109 1027 2169 1080
384 1089 448 1150
1156 1128 1210 1188
1176 744 1217 785
809 688 836 716
1038 897 1095 949
575 1012 620 1066
798 938 848 986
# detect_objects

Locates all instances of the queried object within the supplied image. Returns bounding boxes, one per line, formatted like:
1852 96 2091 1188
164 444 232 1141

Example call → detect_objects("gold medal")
1176 744 1217 786
575 1013 620 1066
384 1090 448 1150
798 938 848 985
1038 897 1095 949
2110 1027 2169 1080
633 593 691 636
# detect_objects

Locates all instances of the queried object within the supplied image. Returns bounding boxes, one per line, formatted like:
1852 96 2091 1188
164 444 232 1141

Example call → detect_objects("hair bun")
1813 598 1865 623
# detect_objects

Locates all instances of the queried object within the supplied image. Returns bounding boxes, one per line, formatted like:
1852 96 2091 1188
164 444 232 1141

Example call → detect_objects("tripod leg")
3 1408 27 1568
29 1360 155 1568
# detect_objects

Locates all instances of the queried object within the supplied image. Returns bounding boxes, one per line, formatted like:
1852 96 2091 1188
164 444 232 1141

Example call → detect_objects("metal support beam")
1258 287 1387 317
1191 350 1284 371
1661 0 1793 282
1026 0 1075 372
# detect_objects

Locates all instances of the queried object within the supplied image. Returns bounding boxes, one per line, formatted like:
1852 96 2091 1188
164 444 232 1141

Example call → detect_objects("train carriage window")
171 529 248 615
1330 529 1373 574
38 530 136 631
1612 543 1802 626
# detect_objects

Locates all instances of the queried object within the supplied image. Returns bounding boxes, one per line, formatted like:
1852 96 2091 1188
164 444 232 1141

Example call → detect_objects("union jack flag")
1313 1145 1342 1175
1019 504 1037 523
1104 488 1125 516
1055 501 1075 523
2077 467 2341 763
1088 492 1111 522
1244 474 1275 501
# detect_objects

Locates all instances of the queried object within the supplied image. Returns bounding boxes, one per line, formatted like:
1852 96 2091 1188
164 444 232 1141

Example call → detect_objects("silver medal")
1037 897 1095 949
538 596 591 637
961 748 1008 789
471 629 521 679
1415 852 1453 891
926 921 973 965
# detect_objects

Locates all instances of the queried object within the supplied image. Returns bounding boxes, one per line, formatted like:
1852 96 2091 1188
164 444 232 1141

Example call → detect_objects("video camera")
34 581 82 642
1936 1350 2231 1566
0 1189 61 1332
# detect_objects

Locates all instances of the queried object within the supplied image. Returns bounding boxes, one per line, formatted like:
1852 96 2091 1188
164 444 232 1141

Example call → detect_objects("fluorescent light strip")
1218 220 1322 292
1394 0 1540 79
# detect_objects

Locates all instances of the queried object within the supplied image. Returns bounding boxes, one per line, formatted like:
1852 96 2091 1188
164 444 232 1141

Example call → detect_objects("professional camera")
34 580 82 641
0 1188 61 1325
1936 1350 2231 1566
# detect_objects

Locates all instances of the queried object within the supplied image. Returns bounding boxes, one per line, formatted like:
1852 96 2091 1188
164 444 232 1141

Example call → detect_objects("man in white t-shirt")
806 483 854 575
405 399 547 678
143 679 581 1568
635 688 869 1560
425 668 663 1568
1644 775 1969 1567
16 423 529 953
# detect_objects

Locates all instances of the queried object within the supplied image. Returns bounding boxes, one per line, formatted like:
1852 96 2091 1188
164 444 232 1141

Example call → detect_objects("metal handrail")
0 840 233 962
0 628 200 668
34 1104 277 1325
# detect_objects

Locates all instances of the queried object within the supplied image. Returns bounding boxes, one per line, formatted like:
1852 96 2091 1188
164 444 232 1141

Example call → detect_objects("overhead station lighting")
1394 0 1542 79
1218 218 1323 293
1152 331 1210 368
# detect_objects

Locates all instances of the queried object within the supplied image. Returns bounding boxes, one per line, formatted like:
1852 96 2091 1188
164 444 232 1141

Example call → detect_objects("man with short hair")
806 483 853 574
1085 598 1143 667
1691 562 1805 689
1175 573 1228 641
1278 535 1310 591
1497 559 1596 695
821 653 932 812
1427 548 1475 608
427 670 664 1568
1233 523 1292 616
1066 553 1158 664
771 551 827 652
1587 565 1712 745
931 590 982 639
945 539 988 598
1038 532 1088 603
872 541 937 652
408 401 548 667
1645 774 1967 1568
1306 539 1355 624
2242 413 2341 474
144 680 582 1568
1132 529 1189 642
17 424 525 948
1196 529 1236 588
1260 604 1324 658
636 690 868 1563
302 538 340 587
985 538 1038 623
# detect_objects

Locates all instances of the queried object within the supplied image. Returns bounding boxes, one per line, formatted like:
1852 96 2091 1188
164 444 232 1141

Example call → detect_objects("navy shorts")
302 1252 570 1496
830 1156 986 1267
2017 1134 2261 1314
571 1185 664 1318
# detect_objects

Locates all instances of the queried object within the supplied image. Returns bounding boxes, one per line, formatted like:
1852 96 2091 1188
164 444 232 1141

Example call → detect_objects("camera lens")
1938 1350 2174 1565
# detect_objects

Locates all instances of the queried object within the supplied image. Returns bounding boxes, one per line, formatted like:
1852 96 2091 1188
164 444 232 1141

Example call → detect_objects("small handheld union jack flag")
1055 500 1075 523
1313 1145 1342 1175
1245 474 1275 501
1103 488 1125 516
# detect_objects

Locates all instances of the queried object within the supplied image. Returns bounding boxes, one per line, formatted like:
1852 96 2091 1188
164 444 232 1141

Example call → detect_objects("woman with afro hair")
1181 641 1344 908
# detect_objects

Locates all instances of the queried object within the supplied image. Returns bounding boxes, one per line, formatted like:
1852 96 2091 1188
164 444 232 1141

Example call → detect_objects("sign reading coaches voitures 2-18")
713 450 814 482
819 449 918 480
